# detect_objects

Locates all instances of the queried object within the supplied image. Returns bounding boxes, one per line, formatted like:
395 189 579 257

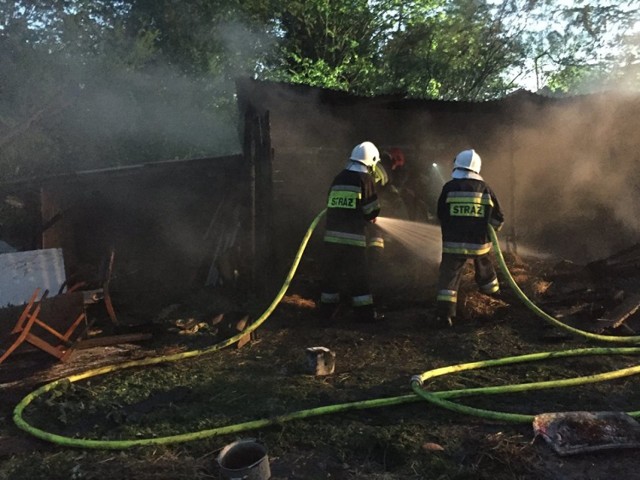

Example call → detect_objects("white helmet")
350 141 380 168
453 149 482 174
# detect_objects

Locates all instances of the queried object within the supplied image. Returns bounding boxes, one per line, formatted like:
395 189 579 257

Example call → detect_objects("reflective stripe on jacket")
437 177 504 256
324 168 380 247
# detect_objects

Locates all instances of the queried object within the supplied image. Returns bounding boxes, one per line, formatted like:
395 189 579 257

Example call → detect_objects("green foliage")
0 0 242 181
0 0 637 179
380 0 526 99
262 0 382 94
545 65 605 93
520 0 639 92
124 0 275 77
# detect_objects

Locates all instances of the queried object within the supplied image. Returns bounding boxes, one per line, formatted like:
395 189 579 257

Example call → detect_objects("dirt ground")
2 240 640 480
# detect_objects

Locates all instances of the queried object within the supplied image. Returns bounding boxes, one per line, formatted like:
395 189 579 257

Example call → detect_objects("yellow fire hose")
11 215 640 449
487 225 640 344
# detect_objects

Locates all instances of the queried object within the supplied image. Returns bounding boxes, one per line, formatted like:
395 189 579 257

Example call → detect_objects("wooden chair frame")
0 288 87 365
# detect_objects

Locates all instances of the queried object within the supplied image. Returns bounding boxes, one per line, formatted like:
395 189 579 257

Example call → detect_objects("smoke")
338 88 640 265
375 217 442 264
69 58 248 167
262 84 640 268
1 14 282 180
0 17 282 295
483 93 640 263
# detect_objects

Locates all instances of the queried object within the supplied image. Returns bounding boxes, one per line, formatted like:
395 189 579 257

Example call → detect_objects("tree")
0 0 246 181
519 0 640 92
259 0 638 97
1 0 638 183
378 0 529 100
260 0 383 93
123 0 277 77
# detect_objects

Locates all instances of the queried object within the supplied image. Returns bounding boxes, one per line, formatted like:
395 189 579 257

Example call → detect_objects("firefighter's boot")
354 305 385 323
436 315 453 328
317 302 341 321
435 303 455 328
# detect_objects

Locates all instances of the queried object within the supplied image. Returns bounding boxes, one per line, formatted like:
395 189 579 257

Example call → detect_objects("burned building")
0 155 251 317
1 79 639 317
237 79 640 280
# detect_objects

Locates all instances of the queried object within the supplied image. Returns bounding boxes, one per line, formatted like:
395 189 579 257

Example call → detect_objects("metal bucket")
217 439 271 480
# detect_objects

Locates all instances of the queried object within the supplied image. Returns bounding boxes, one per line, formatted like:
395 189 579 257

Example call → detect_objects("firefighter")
377 148 409 219
435 149 504 327
319 141 385 323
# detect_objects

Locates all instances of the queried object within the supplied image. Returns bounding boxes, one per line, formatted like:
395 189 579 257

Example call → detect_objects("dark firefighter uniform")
320 162 381 321
436 168 504 325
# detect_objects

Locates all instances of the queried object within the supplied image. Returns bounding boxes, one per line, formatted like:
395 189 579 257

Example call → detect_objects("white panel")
0 249 67 307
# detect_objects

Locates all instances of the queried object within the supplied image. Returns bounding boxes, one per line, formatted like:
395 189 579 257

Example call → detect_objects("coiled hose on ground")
11 214 640 449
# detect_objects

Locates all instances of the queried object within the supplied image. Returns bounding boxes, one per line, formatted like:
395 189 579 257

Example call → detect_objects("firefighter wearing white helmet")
452 149 482 177
351 141 386 248
319 141 385 323
434 149 504 327
350 141 379 167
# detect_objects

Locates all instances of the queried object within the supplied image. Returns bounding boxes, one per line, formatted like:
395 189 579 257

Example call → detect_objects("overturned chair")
0 287 102 365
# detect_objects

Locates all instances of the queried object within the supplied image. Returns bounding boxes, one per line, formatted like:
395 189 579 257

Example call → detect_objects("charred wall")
501 93 640 261
237 79 640 268
2 155 250 314
237 79 509 278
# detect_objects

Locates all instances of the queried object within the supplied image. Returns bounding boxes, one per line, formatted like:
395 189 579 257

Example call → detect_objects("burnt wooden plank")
73 333 152 349
597 293 640 331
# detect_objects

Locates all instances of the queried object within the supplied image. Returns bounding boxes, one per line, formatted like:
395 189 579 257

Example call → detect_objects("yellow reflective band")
437 290 457 303
449 203 485 217
362 199 380 215
324 233 367 247
320 292 340 304
446 193 493 206
479 279 499 294
442 242 492 255
481 284 499 294
352 294 374 306
328 190 359 209
367 237 385 248
331 185 361 194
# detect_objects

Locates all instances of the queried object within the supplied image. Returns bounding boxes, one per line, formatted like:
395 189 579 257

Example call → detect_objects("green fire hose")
488 225 640 344
11 215 640 449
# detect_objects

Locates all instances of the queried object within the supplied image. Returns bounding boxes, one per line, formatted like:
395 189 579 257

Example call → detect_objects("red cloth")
389 148 405 170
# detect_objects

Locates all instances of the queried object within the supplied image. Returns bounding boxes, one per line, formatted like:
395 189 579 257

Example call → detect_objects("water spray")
374 217 441 262
12 210 640 451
